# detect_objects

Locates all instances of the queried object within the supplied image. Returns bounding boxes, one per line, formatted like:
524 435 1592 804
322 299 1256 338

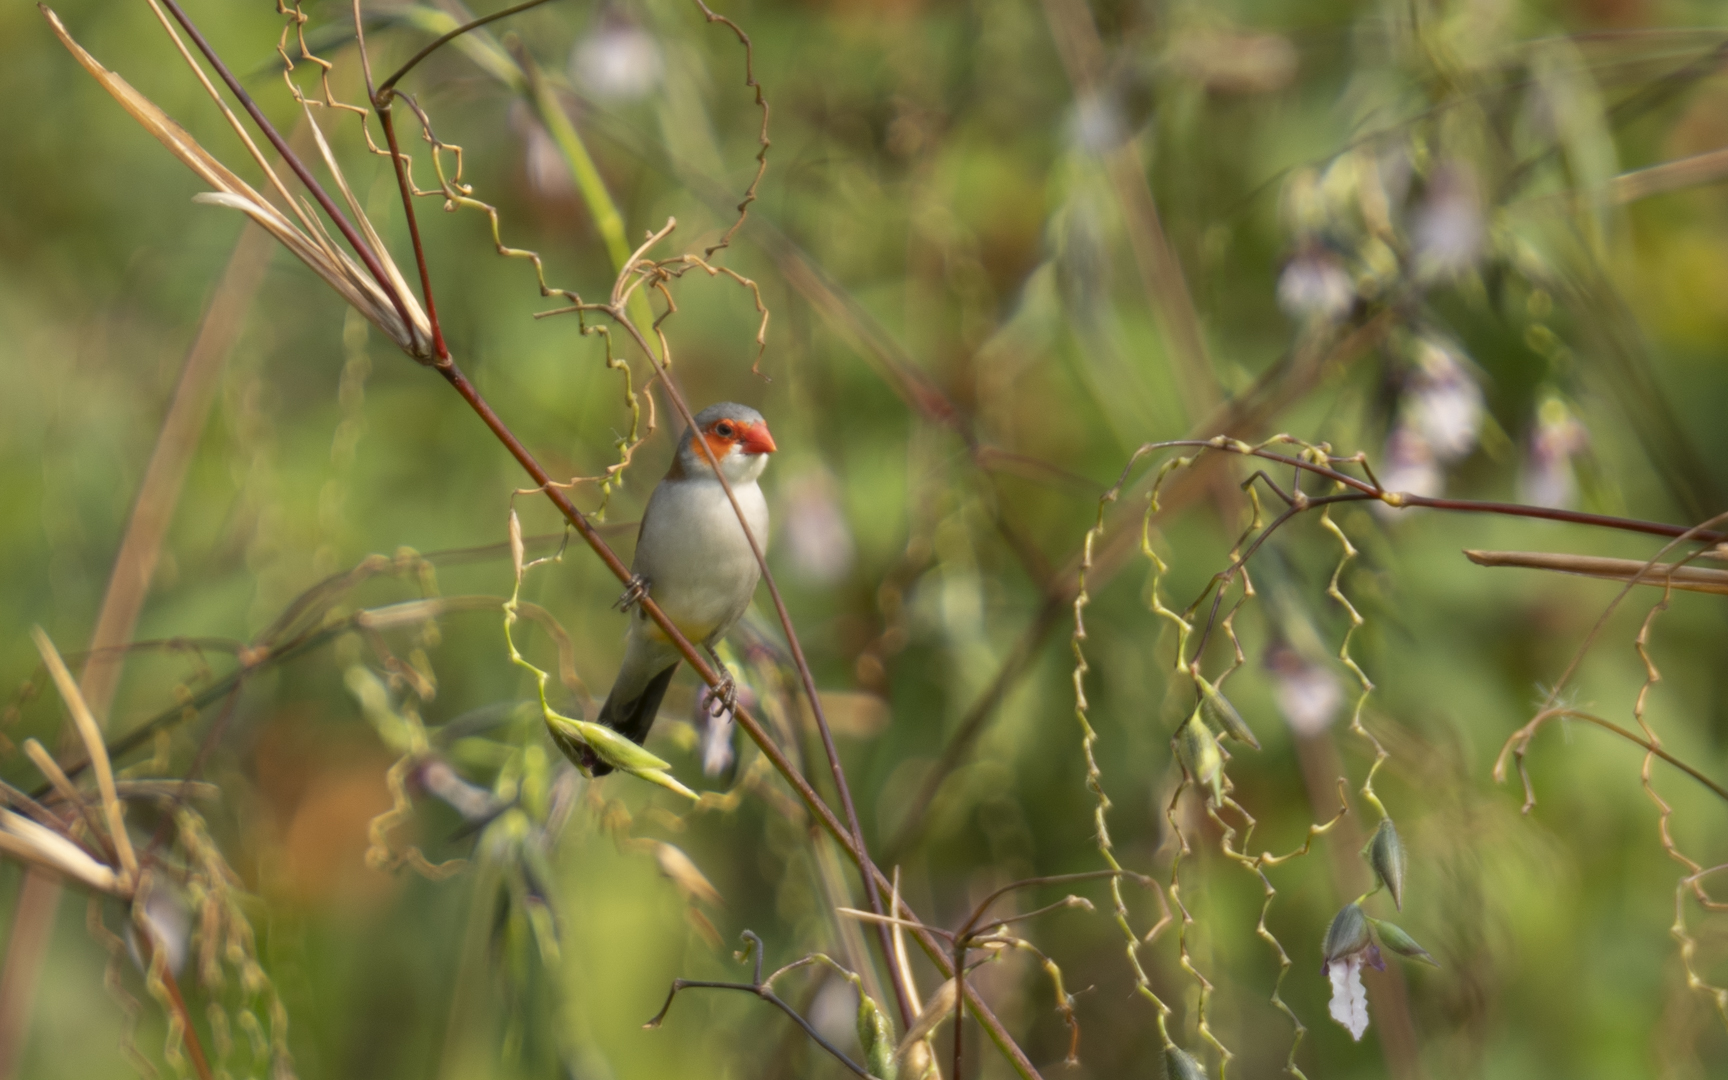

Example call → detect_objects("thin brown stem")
145 935 212 1080
1141 439 1727 544
646 932 872 1080
598 301 911 1026
375 105 449 362
440 352 1036 1071
375 0 558 100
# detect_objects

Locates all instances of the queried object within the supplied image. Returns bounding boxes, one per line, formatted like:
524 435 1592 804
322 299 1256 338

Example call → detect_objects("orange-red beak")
740 421 777 455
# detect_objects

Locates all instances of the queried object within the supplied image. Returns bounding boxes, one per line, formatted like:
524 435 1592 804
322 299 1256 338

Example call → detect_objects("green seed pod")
855 990 897 1080
1199 679 1260 750
1370 919 1438 967
1363 818 1408 910
1164 1045 1209 1080
1174 712 1225 806
1322 902 1371 965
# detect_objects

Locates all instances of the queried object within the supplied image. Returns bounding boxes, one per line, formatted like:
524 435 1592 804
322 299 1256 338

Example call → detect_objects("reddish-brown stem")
1149 440 1727 545
375 105 449 362
153 0 421 352
953 936 967 1080
601 306 911 1027
375 0 558 99
1187 492 1369 666
433 357 1038 1076
136 1 1014 1063
139 930 212 1080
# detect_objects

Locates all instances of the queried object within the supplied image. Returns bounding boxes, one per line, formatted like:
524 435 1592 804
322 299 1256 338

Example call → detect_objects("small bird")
582 402 776 775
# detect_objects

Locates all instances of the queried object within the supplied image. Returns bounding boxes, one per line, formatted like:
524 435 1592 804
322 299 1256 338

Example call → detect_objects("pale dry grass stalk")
0 167 273 1080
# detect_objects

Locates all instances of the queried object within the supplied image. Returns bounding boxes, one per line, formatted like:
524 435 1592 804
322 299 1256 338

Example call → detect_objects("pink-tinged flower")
570 12 664 101
1266 644 1343 737
1519 397 1589 509
513 102 576 200
1322 902 1384 1041
1278 243 1355 324
1412 160 1485 280
1404 337 1483 463
781 470 856 585
1373 427 1442 519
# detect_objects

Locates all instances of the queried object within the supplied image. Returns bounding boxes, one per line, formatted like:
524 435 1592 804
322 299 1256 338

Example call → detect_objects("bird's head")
676 402 777 483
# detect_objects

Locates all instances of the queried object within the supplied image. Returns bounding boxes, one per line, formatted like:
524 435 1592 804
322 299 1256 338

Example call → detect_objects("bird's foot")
613 574 650 612
702 644 738 716
706 672 739 717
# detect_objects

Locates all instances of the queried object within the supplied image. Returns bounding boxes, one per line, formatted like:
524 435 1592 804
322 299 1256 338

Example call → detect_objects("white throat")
685 443 769 486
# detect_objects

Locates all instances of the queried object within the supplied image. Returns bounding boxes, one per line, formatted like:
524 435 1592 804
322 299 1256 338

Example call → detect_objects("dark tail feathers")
586 662 679 776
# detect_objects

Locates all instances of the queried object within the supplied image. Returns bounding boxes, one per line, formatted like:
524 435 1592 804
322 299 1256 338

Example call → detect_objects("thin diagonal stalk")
368 3 910 1012
550 300 913 1028
68 2 1034 1067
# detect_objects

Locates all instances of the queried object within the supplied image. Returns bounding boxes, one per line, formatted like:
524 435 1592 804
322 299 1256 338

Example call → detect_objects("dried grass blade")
31 628 137 884
895 978 957 1060
0 811 119 894
1612 147 1728 205
1465 549 1728 595
299 101 429 347
45 5 428 356
44 8 268 205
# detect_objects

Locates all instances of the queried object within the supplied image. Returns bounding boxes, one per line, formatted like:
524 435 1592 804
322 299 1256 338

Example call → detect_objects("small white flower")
513 102 576 199
781 470 856 585
1404 337 1483 463
1327 953 1372 1040
694 683 754 777
1519 397 1589 509
1412 160 1485 280
1278 244 1355 324
1374 427 1442 519
1321 902 1384 1042
571 14 664 101
1266 645 1343 737
416 758 498 822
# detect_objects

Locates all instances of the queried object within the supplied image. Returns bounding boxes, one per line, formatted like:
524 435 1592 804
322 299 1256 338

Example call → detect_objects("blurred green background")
3 0 1728 1076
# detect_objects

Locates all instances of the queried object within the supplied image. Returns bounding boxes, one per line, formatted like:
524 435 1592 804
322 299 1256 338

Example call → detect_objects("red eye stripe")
698 431 735 463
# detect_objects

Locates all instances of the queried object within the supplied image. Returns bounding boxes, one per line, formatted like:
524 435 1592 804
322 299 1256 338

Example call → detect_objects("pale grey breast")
633 476 769 643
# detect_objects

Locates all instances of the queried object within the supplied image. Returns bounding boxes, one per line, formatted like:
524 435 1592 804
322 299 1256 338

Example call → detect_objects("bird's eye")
716 422 735 438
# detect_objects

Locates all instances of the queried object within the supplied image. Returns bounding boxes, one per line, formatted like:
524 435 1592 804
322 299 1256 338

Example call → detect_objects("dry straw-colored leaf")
42 5 431 358
0 809 119 894
33 627 137 886
895 977 956 1060
1465 549 1728 596
653 842 723 907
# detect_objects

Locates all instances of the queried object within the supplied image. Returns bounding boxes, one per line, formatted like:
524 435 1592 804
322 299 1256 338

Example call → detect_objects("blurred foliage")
4 0 1728 1077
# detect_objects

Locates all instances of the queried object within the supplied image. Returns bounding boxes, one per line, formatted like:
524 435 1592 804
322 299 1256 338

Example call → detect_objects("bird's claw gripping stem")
707 674 738 717
614 574 650 612
703 645 738 716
